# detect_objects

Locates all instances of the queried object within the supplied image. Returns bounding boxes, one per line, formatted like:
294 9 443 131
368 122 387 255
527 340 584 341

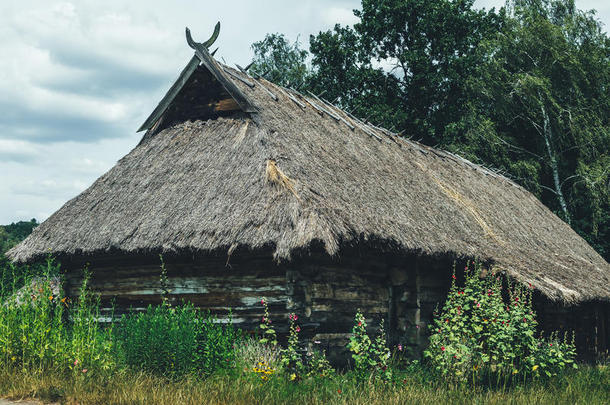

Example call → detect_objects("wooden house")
9 25 609 361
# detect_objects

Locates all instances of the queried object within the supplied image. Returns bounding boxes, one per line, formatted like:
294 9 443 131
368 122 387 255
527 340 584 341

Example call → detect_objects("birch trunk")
540 98 571 224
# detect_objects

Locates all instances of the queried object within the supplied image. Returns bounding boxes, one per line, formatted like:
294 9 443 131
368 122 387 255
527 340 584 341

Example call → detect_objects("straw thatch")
8 59 609 305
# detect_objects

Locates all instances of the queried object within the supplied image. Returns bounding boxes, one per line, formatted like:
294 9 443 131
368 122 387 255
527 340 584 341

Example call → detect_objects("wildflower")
74 359 79 366
452 274 456 279
314 340 321 344
416 325 420 329
476 302 481 308
290 373 296 381
523 318 527 322
512 369 518 375
82 369 88 373
48 295 53 301
445 319 449 323
337 389 342 394
441 346 446 352
295 326 301 333
357 321 362 327
532 365 539 371
402 379 407 384
398 344 403 351
549 343 553 347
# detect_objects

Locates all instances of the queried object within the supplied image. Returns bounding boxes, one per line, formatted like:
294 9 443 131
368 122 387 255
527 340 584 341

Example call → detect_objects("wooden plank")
222 67 255 88
215 98 241 111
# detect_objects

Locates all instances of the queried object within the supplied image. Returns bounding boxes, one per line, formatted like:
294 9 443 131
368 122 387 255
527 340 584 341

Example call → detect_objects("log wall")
61 250 606 362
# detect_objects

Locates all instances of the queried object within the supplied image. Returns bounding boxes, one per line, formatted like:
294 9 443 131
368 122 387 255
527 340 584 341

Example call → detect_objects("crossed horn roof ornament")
137 21 256 132
186 22 220 53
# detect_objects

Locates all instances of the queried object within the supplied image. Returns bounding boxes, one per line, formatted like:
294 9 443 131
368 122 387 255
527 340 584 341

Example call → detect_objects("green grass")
0 365 608 405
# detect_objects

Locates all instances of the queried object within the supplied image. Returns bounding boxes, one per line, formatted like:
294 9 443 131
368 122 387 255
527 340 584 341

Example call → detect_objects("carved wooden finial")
185 22 221 50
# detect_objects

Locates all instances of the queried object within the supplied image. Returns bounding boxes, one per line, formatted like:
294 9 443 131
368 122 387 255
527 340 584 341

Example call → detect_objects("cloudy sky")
1 0 608 224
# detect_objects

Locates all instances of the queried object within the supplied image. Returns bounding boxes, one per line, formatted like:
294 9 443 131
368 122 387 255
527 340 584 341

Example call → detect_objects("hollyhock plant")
424 260 576 383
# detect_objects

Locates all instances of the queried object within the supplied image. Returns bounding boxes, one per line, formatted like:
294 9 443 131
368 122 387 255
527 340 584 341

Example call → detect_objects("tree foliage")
249 33 309 88
248 0 609 260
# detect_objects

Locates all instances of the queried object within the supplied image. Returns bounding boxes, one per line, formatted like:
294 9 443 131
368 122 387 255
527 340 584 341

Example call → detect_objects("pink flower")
452 274 456 279
441 346 446 352
476 302 481 308
358 321 362 327
398 344 403 351
261 299 265 305
416 325 420 329
82 369 87 373
294 315 298 321
295 326 301 332
74 359 79 366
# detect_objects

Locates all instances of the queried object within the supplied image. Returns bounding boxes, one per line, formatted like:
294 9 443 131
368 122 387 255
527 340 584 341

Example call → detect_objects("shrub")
347 310 391 380
117 304 240 377
198 312 241 375
0 259 113 375
0 268 65 372
424 261 577 384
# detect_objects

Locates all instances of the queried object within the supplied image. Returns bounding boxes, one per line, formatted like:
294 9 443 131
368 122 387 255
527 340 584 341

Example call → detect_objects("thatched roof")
8 34 609 304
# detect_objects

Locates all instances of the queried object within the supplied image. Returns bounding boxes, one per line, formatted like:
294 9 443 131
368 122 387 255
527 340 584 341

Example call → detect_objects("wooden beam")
223 67 255 88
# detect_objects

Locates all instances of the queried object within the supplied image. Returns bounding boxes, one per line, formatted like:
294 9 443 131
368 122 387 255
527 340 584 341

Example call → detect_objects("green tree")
249 33 309 88
1 219 38 256
457 0 610 257
350 0 504 143
308 24 405 127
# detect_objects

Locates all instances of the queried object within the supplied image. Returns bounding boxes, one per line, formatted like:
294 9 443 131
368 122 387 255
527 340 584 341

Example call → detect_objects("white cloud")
322 6 360 26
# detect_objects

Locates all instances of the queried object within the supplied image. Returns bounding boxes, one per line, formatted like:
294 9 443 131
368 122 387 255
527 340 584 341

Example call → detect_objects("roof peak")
137 23 256 133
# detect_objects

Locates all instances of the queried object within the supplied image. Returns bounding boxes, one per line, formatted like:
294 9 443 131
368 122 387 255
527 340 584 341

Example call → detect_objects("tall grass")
0 365 607 404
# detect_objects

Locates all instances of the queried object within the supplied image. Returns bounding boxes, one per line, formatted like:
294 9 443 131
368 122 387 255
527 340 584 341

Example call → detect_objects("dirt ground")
0 399 56 405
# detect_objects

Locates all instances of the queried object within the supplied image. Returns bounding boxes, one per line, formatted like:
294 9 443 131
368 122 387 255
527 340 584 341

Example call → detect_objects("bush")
424 261 577 384
0 259 113 375
0 263 65 372
347 310 391 381
117 303 240 377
